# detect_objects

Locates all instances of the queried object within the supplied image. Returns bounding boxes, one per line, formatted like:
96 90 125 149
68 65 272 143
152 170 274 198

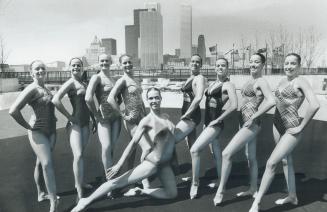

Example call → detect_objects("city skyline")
1 0 326 66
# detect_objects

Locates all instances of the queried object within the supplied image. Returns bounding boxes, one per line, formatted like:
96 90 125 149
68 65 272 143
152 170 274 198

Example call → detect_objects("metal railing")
1 68 327 84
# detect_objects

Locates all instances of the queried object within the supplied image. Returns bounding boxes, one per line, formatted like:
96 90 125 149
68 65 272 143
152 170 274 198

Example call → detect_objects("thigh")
272 125 282 145
28 130 53 163
69 125 83 155
81 125 90 149
245 136 257 159
158 165 177 192
97 122 111 146
191 126 222 153
223 125 260 156
174 120 196 142
110 118 121 145
268 132 302 165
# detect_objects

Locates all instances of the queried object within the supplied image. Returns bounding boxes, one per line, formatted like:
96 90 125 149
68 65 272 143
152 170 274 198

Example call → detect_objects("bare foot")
182 177 191 182
124 187 142 197
190 183 199 199
213 193 223 206
71 198 88 212
237 189 257 198
249 203 259 212
275 196 298 205
38 193 60 202
206 182 217 188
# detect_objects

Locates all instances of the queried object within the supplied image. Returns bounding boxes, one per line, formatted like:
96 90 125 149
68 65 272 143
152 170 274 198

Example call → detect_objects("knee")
166 187 178 199
266 159 277 172
41 159 53 171
222 150 232 161
190 147 200 158
281 158 288 167
73 152 83 162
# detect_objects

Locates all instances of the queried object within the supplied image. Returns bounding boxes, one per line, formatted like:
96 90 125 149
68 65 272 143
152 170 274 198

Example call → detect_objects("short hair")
216 57 229 68
146 87 162 99
119 54 132 63
285 53 301 65
191 54 203 65
98 54 112 63
29 60 45 70
252 52 266 64
69 57 83 66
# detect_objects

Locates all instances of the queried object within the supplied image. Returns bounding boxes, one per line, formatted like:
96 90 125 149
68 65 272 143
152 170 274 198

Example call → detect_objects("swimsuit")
181 78 201 126
273 82 304 134
29 86 57 136
122 84 146 125
95 77 120 123
204 78 229 128
67 81 90 127
239 80 264 126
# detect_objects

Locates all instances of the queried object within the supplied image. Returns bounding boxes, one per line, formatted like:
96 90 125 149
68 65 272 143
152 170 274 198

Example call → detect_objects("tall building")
197 35 206 62
192 45 198 55
85 36 106 65
125 9 147 66
180 5 192 59
139 3 163 68
101 38 117 55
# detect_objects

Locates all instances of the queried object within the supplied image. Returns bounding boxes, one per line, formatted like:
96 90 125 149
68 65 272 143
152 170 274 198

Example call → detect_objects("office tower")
101 38 117 55
180 5 192 59
139 3 163 68
192 45 198 55
197 35 206 62
175 48 181 57
85 36 105 65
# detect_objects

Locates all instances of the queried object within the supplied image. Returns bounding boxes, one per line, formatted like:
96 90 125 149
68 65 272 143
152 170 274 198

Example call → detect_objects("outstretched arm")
9 85 36 130
181 75 206 119
209 82 238 127
52 79 75 123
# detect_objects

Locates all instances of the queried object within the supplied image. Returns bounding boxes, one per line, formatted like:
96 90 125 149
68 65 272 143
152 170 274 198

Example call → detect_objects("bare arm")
209 82 238 126
107 77 125 115
85 75 100 119
182 75 206 119
8 85 36 130
52 79 75 122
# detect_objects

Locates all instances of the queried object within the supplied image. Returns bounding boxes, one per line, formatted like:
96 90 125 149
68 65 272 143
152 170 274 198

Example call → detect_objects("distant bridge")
1 68 327 85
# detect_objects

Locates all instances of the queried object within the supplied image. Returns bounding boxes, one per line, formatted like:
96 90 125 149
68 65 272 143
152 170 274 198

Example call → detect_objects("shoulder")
294 76 311 90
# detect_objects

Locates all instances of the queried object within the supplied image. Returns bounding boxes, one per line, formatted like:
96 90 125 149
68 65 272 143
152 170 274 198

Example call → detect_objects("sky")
1 0 327 65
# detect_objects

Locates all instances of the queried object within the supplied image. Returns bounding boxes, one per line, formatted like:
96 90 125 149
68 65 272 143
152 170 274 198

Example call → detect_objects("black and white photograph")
1 0 327 211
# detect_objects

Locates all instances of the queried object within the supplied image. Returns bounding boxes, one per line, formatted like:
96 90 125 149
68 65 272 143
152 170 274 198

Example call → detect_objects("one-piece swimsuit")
181 78 201 125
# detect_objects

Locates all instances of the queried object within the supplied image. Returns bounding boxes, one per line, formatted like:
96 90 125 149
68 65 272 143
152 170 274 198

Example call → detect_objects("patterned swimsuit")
122 84 146 125
273 82 304 134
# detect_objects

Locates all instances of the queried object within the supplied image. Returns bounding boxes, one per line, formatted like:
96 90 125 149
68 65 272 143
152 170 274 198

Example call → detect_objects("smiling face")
215 59 228 77
98 54 111 70
30 61 46 81
121 55 133 74
70 58 83 78
147 89 162 111
284 55 300 78
249 54 264 75
189 55 202 75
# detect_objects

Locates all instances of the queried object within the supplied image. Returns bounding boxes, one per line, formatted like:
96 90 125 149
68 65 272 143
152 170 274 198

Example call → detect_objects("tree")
302 26 322 69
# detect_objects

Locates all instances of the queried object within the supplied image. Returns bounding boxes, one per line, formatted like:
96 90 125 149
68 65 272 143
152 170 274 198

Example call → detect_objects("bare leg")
69 125 90 200
190 126 222 199
237 137 258 197
249 132 302 212
72 160 157 212
214 125 260 205
174 119 196 144
35 158 47 201
28 131 58 212
97 122 115 173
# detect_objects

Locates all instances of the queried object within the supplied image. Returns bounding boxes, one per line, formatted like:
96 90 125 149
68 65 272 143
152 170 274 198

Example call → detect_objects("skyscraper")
180 5 192 60
197 35 206 62
125 9 147 66
101 38 117 55
139 3 163 68
85 36 105 65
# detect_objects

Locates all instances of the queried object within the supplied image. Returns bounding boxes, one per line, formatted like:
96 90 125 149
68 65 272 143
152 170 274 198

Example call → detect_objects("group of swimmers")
9 52 320 212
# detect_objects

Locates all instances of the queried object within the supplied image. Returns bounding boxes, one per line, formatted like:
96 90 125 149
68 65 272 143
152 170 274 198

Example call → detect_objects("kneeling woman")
9 60 58 212
189 58 237 199
249 53 320 212
214 53 276 205
52 58 96 200
72 87 178 212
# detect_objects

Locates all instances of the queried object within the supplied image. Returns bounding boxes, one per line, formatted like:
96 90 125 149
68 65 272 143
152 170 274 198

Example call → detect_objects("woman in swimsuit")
85 54 121 175
71 87 178 212
107 54 151 189
249 53 320 212
52 58 96 200
189 58 238 199
213 53 276 205
175 54 206 148
9 60 58 212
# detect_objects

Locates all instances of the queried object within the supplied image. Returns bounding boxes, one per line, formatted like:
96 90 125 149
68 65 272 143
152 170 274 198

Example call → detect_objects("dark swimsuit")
122 84 146 125
29 86 57 137
67 81 90 127
273 83 304 135
239 80 264 126
181 78 201 126
204 78 229 128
